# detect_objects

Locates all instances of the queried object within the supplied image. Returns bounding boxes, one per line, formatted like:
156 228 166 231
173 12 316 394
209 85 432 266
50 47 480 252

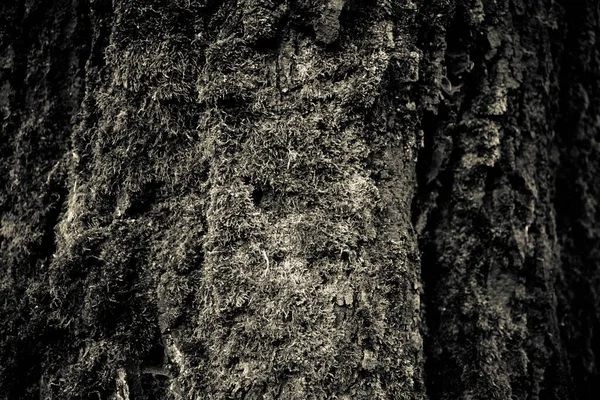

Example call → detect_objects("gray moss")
2 0 599 399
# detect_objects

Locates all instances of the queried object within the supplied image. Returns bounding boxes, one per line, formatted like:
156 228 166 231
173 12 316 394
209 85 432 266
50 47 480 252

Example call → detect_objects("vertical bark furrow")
414 0 575 398
554 1 600 399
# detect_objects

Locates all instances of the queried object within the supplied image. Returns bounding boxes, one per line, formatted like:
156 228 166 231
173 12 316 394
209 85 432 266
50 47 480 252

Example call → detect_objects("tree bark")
1 0 599 399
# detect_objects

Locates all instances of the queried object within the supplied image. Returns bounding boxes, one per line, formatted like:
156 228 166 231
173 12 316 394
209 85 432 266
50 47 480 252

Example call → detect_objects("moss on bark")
1 0 600 399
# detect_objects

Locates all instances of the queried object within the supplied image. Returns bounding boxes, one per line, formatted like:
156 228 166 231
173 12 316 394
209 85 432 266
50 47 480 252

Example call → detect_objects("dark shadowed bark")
1 0 599 399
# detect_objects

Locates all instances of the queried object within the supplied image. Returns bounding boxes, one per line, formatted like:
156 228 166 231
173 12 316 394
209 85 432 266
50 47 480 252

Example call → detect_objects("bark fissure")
553 1 600 398
412 0 579 398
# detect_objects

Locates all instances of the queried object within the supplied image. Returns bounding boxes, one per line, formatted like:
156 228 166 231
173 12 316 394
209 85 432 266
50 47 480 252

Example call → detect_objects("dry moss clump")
183 1 425 398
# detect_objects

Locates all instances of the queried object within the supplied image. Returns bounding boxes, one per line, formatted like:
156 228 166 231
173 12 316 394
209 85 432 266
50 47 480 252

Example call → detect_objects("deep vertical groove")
412 0 576 398
553 0 600 398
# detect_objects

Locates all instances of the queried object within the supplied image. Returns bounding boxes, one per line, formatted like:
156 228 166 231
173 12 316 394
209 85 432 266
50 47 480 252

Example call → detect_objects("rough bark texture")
1 0 599 399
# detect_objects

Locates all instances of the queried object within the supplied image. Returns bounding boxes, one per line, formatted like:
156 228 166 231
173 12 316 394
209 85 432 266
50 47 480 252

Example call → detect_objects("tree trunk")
1 0 599 399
